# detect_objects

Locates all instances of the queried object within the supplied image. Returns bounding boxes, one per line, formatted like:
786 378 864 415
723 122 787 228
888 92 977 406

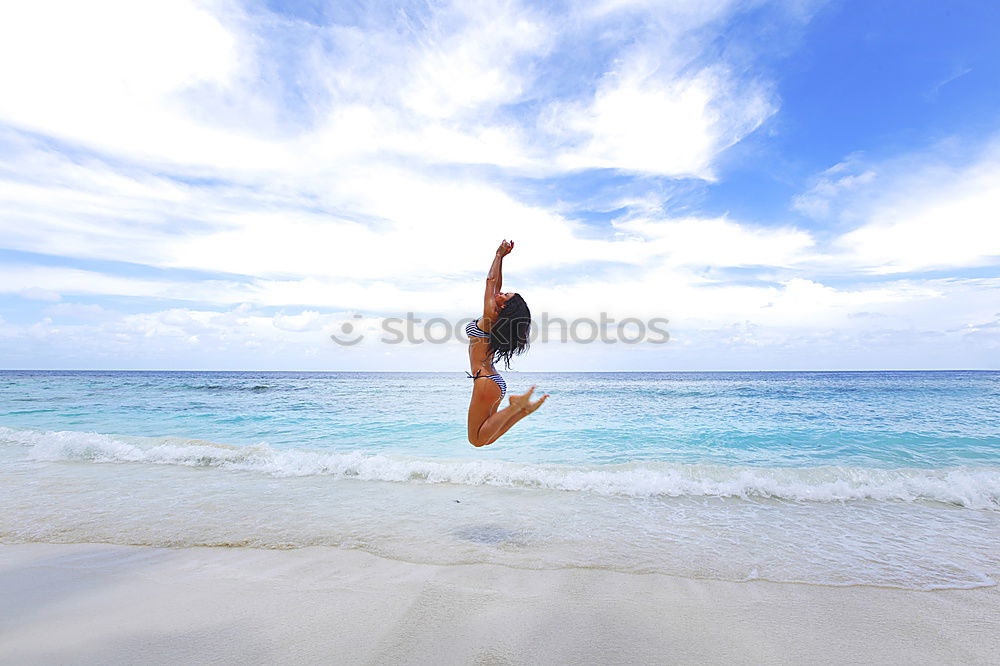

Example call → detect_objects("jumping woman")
466 240 548 447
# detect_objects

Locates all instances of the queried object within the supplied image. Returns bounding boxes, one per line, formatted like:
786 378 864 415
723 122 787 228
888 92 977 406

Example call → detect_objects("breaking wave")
3 426 998 509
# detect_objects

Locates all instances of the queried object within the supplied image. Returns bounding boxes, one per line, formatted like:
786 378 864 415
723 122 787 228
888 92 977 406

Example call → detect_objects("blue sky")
0 0 998 370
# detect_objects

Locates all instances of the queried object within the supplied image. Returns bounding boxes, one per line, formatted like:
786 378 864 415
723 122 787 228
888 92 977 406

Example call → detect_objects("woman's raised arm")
483 239 513 323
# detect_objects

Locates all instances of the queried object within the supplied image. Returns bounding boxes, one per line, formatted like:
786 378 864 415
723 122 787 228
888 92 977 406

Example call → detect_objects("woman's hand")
486 240 511 314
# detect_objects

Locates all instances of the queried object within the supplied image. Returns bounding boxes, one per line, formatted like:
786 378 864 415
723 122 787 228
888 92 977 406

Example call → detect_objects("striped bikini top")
465 319 490 339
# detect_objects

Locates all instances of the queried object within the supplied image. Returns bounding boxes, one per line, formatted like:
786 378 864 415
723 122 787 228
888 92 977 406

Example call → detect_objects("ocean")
1 370 998 590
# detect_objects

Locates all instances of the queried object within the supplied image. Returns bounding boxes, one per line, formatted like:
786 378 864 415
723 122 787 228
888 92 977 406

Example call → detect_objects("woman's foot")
509 386 549 414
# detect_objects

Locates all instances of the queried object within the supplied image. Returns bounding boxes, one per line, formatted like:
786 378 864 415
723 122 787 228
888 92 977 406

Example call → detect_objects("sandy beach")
1 543 996 665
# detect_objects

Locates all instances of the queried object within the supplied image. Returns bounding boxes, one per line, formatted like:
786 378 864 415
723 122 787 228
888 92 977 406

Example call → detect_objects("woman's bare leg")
468 386 548 447
467 381 503 445
480 387 548 445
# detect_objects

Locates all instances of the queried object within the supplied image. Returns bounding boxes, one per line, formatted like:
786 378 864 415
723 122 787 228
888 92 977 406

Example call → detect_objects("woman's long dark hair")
489 293 531 369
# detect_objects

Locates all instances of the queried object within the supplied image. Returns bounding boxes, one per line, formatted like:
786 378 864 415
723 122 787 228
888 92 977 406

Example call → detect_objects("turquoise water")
1 370 998 589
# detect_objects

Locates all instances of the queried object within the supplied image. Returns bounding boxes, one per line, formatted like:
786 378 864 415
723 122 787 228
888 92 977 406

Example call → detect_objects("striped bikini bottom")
466 370 506 398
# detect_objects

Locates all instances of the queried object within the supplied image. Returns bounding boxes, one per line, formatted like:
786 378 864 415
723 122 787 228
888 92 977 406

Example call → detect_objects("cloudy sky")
1 0 998 370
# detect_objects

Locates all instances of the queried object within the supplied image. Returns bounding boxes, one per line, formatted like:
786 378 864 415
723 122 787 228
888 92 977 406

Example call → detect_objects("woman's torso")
467 318 498 375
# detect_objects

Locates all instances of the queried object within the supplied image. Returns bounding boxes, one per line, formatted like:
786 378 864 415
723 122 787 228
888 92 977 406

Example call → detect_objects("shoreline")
2 543 997 665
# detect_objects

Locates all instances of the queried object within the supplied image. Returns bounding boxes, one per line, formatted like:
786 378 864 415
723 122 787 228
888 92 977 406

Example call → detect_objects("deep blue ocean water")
2 370 998 589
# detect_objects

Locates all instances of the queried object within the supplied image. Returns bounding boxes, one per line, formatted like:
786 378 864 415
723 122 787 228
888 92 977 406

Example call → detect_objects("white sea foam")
2 426 999 509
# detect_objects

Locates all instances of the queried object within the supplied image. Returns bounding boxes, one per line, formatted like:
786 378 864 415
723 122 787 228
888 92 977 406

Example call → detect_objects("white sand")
1 544 996 665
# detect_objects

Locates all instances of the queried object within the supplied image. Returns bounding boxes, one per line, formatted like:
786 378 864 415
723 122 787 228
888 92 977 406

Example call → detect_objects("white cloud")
0 0 780 176
398 2 550 120
273 310 323 332
792 157 876 218
613 215 814 268
803 141 1000 273
837 166 1000 274
4 136 818 287
0 0 265 168
555 62 775 178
